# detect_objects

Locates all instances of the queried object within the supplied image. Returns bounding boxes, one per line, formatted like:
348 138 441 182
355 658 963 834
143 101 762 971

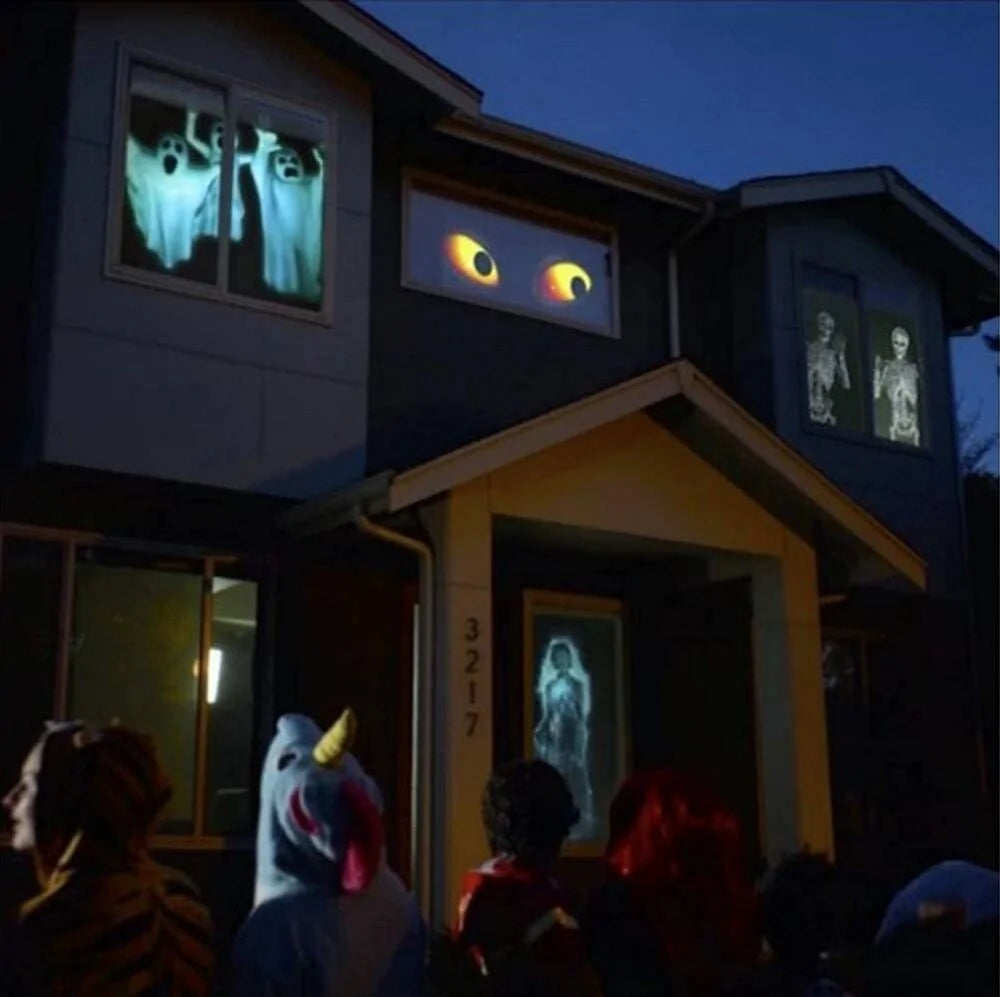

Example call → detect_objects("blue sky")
358 0 999 470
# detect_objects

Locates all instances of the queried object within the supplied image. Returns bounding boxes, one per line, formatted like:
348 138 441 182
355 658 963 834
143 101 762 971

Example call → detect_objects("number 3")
465 617 480 641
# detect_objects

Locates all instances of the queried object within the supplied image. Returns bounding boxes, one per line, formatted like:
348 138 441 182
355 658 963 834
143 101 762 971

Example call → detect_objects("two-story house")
2 0 996 954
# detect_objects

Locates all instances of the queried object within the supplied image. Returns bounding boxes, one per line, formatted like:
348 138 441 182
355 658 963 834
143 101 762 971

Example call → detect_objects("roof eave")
436 111 717 212
298 0 483 116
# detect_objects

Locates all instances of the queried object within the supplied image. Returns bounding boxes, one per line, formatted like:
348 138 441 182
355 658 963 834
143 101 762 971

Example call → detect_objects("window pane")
801 274 865 433
121 64 224 284
406 185 615 336
204 577 258 835
69 557 202 832
0 538 62 795
229 100 327 309
868 308 924 448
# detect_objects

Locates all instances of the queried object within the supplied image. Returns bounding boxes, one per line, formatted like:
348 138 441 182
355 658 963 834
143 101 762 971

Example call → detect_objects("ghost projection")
533 637 596 840
120 74 327 309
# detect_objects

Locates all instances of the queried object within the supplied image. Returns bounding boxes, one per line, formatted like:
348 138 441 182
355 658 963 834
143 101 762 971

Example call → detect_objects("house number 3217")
464 616 480 737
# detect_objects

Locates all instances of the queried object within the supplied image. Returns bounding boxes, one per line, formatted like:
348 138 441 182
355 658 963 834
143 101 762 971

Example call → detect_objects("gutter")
351 509 435 927
668 200 717 359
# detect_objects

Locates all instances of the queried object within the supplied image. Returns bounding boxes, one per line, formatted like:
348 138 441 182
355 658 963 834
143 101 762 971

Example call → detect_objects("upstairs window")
108 56 331 319
403 175 619 337
800 265 926 450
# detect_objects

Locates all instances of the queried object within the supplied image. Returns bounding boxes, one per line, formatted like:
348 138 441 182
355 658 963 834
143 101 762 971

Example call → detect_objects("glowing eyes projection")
444 233 500 287
407 187 614 335
538 260 592 304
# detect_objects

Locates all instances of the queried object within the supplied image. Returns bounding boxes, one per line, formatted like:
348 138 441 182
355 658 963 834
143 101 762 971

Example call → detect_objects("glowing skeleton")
806 310 852 426
534 637 595 838
873 326 920 446
185 111 253 242
124 132 216 271
249 129 325 302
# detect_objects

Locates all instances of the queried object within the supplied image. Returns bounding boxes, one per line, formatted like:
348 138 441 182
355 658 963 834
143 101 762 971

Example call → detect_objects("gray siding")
43 2 372 499
765 209 965 594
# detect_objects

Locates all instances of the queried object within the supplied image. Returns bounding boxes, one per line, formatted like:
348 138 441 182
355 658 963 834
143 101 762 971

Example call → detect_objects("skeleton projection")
185 111 253 242
248 128 325 303
125 131 217 270
534 637 595 837
873 326 920 446
806 310 852 426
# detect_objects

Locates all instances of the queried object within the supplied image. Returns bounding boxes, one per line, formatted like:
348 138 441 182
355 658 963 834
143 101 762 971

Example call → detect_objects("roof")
436 111 717 212
280 360 926 589
732 167 998 276
297 0 482 115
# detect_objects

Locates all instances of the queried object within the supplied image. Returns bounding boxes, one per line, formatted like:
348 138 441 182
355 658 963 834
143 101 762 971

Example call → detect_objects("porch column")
749 533 834 866
420 480 493 927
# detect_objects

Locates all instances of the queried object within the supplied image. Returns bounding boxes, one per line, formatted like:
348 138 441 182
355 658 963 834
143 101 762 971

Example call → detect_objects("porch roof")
280 360 926 589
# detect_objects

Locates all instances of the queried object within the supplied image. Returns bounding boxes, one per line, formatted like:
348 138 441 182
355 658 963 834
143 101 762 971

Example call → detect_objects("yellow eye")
538 261 592 303
443 233 499 287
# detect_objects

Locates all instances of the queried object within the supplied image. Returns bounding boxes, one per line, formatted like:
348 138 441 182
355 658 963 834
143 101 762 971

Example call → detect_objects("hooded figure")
0 721 214 997
231 710 424 996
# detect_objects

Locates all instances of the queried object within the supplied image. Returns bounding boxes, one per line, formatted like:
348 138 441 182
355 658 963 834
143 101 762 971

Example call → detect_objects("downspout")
352 510 435 926
668 200 717 359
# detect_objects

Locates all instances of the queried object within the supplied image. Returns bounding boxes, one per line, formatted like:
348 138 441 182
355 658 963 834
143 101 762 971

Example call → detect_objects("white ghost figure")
185 111 253 243
249 129 325 302
125 131 216 271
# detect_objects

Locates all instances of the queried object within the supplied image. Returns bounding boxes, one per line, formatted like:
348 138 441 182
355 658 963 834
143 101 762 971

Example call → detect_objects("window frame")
400 168 623 339
794 255 933 457
0 521 267 849
104 45 338 326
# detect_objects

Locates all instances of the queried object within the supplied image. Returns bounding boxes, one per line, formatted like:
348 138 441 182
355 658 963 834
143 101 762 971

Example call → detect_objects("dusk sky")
358 0 999 470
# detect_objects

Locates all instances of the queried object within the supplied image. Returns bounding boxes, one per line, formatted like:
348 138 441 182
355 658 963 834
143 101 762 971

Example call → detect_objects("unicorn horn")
313 708 357 769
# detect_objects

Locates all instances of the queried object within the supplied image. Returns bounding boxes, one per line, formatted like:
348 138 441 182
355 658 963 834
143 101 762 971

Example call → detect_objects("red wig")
605 770 760 988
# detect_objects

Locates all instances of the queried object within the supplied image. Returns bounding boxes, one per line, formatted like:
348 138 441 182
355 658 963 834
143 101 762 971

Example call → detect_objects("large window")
800 265 926 450
404 176 618 337
110 56 331 317
0 525 261 840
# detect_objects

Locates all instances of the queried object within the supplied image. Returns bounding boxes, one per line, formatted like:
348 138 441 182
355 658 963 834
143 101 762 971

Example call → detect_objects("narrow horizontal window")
404 181 617 336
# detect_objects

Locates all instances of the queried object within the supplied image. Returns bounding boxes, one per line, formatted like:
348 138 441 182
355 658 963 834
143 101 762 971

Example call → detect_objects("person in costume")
231 708 424 996
447 758 601 997
1 721 214 997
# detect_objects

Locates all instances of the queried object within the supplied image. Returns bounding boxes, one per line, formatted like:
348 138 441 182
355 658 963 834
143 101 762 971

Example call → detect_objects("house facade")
2 0 996 953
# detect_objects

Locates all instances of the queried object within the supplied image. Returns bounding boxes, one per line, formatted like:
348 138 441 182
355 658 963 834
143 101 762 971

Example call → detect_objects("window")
0 524 262 840
110 56 330 317
801 272 865 434
800 265 926 450
403 177 617 337
868 308 924 448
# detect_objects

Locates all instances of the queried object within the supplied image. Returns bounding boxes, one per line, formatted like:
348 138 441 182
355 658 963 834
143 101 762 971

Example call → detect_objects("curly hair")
482 759 579 865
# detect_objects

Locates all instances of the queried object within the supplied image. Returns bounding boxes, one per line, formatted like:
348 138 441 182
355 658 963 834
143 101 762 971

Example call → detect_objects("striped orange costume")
1 723 214 997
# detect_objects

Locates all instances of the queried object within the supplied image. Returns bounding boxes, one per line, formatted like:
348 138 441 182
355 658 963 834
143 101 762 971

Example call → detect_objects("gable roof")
281 360 926 590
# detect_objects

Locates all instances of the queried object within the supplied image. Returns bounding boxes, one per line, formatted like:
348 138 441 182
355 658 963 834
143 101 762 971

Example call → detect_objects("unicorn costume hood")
232 709 424 996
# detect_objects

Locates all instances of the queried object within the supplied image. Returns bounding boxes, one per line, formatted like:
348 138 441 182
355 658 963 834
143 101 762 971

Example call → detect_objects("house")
2 0 996 955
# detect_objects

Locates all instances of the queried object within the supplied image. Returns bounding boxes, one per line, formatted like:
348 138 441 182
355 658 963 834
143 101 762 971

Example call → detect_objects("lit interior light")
207 647 223 705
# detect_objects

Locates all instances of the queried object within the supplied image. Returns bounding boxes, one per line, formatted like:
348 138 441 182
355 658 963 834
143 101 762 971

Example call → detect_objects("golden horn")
313 708 357 769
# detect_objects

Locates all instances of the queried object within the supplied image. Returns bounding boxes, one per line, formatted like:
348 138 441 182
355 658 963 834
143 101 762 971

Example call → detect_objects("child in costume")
231 709 424 996
448 758 601 997
1 721 214 997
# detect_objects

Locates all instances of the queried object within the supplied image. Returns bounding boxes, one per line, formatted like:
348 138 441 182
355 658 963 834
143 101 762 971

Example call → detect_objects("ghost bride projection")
806 310 852 426
873 325 920 446
247 128 325 304
125 130 217 271
185 111 253 242
533 637 596 838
